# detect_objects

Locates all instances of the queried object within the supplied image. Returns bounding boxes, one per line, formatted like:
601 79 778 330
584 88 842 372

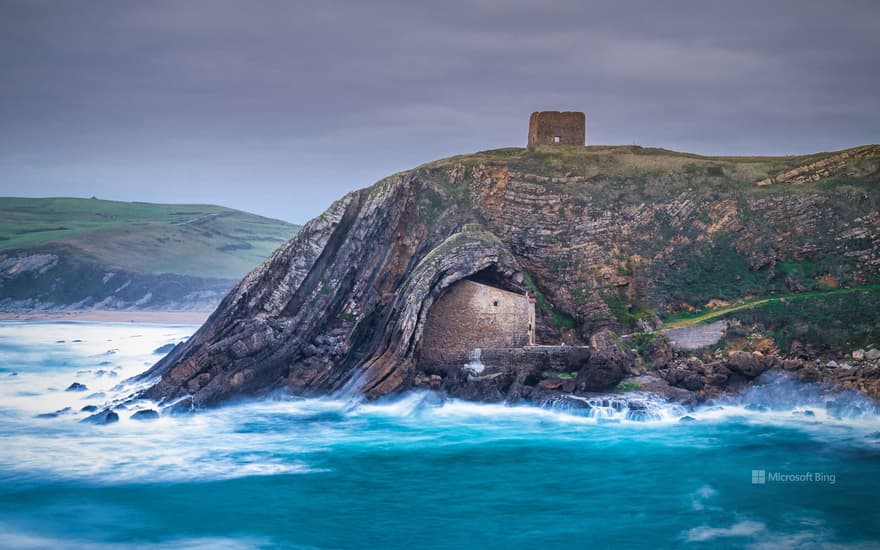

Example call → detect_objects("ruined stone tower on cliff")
528 111 586 147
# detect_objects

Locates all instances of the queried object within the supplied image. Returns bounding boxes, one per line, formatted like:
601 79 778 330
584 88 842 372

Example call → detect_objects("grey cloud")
0 0 878 223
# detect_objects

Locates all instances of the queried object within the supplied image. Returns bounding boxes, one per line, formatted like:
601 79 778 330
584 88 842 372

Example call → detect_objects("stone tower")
528 111 586 147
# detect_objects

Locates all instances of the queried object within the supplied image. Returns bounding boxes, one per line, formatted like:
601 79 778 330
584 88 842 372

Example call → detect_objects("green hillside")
0 197 299 279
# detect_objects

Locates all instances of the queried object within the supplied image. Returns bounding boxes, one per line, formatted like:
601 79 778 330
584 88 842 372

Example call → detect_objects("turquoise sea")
0 321 878 549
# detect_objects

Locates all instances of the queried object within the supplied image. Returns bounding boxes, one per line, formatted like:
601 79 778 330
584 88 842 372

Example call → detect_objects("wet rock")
163 396 195 414
80 405 98 413
679 415 696 422
543 394 592 411
81 409 119 424
782 359 803 371
763 355 783 370
131 409 160 421
537 377 565 390
727 352 766 378
65 382 88 392
798 366 821 382
575 330 630 392
36 407 71 418
153 343 175 355
663 365 705 391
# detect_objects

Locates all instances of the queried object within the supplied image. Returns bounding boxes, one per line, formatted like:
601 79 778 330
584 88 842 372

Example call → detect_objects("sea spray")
1 321 879 548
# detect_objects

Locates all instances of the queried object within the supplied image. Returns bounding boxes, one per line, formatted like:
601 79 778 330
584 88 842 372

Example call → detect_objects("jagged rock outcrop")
137 145 880 408
574 330 632 391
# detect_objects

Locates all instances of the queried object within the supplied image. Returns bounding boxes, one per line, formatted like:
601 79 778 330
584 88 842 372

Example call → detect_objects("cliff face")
141 145 880 407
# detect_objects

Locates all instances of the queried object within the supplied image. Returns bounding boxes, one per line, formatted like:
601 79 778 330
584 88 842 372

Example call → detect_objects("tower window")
492 300 499 307
553 136 561 143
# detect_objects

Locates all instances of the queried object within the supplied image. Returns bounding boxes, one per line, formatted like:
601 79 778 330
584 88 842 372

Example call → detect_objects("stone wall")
418 346 570 374
421 279 535 359
528 111 586 147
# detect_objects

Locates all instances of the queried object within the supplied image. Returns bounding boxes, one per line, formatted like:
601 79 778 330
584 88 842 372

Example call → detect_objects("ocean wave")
0 524 275 550
2 321 880 486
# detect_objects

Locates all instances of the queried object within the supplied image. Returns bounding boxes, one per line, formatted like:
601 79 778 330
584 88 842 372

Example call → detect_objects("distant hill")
0 197 300 312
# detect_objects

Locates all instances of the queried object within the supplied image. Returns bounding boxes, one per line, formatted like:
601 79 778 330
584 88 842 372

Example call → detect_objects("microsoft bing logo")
752 470 766 484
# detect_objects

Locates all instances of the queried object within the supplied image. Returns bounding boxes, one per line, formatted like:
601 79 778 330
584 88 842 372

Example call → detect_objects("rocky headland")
136 144 880 410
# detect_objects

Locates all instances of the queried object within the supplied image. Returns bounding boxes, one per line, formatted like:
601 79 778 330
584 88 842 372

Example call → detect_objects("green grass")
0 197 300 279
727 287 880 352
616 381 642 392
662 285 880 329
542 372 577 380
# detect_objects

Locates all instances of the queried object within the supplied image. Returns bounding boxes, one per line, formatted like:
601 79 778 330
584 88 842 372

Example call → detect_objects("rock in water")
36 407 71 419
575 330 631 392
153 343 175 355
727 352 766 379
65 382 88 392
130 409 160 421
81 409 119 425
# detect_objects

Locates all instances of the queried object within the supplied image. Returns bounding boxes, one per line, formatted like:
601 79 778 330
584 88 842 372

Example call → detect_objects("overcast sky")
1 1 878 224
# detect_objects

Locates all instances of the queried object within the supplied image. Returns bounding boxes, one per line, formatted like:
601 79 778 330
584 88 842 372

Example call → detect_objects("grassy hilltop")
0 197 299 279
0 197 300 311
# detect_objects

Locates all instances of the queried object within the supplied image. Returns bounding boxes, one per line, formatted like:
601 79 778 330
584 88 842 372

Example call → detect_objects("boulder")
727 351 766 378
130 409 160 421
80 405 98 413
782 359 803 371
866 349 880 361
153 343 176 355
36 407 71 419
642 335 673 369
853 349 866 361
65 382 88 392
664 367 704 391
703 362 731 388
575 330 631 392
81 409 119 425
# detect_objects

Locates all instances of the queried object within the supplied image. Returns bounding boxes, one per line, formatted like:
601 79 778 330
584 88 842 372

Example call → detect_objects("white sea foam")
2 321 879 485
685 520 767 542
0 524 273 550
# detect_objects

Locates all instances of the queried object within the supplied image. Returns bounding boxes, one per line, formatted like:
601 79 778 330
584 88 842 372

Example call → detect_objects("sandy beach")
0 310 210 325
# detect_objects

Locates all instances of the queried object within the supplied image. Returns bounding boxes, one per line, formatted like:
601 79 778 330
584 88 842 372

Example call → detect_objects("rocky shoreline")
410 330 880 410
